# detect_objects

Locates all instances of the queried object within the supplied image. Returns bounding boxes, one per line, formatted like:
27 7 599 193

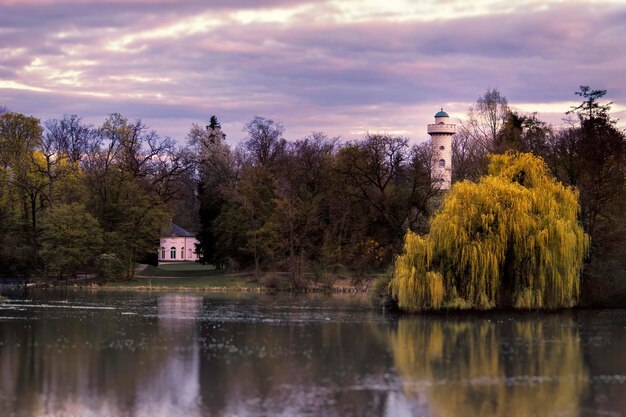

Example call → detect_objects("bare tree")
242 117 286 167
335 134 412 254
458 88 509 152
273 132 338 285
407 141 439 233
452 129 489 182
44 115 94 164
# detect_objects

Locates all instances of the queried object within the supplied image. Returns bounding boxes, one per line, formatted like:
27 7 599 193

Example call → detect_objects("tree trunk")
254 230 260 278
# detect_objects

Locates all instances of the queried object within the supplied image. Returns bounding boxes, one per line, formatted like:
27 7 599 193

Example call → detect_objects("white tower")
427 109 456 190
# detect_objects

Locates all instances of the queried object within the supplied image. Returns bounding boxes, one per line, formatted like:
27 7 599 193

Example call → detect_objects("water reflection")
1 292 625 416
0 292 394 417
136 295 202 417
389 315 588 417
0 294 206 417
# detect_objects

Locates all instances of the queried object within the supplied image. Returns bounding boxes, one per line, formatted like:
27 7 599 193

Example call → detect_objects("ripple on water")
2 301 116 310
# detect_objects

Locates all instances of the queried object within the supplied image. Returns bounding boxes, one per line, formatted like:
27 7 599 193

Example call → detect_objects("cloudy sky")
1 0 625 144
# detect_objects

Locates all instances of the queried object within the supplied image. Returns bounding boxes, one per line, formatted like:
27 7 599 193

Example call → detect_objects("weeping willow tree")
391 152 589 311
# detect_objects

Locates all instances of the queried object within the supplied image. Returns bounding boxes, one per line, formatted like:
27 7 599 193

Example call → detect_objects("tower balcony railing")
427 124 456 134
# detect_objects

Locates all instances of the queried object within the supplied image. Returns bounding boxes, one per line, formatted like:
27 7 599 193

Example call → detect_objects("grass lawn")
106 275 260 290
138 263 220 277
105 262 261 290
101 262 377 292
155 262 217 272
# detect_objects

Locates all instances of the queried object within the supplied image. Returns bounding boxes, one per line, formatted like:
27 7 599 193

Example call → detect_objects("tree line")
1 86 624 302
195 86 625 299
0 111 192 279
192 117 435 287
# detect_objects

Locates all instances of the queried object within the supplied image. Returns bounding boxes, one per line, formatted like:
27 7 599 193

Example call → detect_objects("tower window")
439 146 445 150
438 159 446 168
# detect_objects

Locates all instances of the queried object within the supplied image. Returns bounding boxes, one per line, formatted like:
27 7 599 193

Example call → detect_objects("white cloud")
0 80 50 92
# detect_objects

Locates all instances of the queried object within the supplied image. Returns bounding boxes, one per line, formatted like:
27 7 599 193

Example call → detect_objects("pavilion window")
170 247 176 259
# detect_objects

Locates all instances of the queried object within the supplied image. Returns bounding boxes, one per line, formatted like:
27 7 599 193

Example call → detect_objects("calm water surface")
0 290 625 417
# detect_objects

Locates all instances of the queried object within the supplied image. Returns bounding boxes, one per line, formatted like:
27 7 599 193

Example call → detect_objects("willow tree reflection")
389 315 587 417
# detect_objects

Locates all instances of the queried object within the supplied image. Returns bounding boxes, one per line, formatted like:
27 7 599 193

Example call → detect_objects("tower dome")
434 109 449 118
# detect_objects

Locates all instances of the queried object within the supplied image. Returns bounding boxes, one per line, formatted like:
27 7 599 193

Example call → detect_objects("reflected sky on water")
0 290 625 417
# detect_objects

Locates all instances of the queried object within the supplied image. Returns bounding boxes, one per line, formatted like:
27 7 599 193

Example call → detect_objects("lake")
0 290 625 417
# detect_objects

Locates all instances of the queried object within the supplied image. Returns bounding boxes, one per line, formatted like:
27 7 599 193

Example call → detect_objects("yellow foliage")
391 152 589 311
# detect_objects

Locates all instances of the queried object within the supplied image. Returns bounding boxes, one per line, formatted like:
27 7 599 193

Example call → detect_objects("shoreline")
1 287 624 311
0 275 376 294
2 267 623 309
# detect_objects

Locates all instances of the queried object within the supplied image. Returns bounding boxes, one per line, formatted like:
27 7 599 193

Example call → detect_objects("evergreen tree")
192 116 232 267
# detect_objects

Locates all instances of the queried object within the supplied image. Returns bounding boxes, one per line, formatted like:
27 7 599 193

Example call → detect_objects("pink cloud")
0 1 624 143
